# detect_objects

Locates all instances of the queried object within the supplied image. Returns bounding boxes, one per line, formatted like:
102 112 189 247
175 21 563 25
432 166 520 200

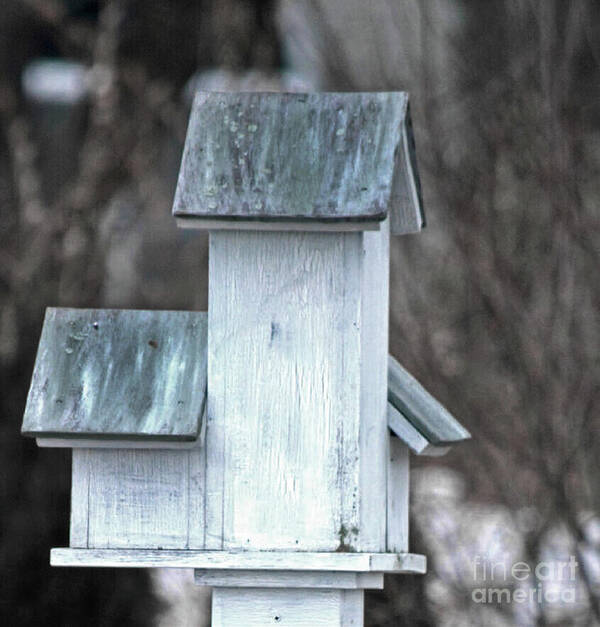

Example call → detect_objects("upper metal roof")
21 308 207 441
172 91 424 234
388 355 470 447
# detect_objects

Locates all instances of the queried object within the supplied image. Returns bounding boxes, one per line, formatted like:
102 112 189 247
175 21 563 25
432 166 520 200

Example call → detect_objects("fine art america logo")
471 556 578 605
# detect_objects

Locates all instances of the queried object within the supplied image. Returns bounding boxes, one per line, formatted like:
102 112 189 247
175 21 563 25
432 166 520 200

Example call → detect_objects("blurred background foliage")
0 1 599 625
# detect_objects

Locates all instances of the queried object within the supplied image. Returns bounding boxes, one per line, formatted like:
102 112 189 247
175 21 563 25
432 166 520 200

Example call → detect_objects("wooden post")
198 569 381 626
211 587 365 626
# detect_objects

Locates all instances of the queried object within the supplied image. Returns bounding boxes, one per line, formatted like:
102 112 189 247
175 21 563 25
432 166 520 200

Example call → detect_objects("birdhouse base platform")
50 548 426 573
52 549 425 625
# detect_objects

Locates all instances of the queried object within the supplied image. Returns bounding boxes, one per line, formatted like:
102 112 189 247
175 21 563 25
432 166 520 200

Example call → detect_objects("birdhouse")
22 91 470 626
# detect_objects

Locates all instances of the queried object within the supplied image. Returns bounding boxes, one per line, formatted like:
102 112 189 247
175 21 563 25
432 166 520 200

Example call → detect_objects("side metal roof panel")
388 355 470 446
21 308 207 441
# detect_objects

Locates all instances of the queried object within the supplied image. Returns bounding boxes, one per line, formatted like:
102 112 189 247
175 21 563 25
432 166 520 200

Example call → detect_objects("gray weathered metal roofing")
21 308 207 441
172 91 424 234
388 355 470 447
387 404 449 456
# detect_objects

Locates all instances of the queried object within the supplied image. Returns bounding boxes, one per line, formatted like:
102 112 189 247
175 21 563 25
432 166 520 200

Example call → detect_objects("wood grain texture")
86 449 189 549
22 308 207 441
358 218 390 551
387 437 409 553
193 570 383 589
207 229 361 551
70 449 90 547
388 355 471 445
207 228 388 551
211 588 364 627
70 448 206 550
173 91 424 233
188 445 207 549
211 588 364 626
51 549 427 573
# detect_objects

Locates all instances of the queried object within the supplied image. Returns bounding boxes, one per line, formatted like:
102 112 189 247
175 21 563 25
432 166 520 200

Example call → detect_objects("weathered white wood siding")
71 447 206 549
211 588 364 626
386 437 409 552
70 449 90 547
207 223 389 552
69 224 391 553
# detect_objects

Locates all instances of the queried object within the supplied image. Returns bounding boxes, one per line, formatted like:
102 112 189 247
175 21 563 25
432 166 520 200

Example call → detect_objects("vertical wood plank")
211 588 364 626
86 449 190 549
207 230 366 551
70 449 90 547
206 241 226 551
188 445 207 549
387 437 409 552
358 217 390 551
340 590 365 626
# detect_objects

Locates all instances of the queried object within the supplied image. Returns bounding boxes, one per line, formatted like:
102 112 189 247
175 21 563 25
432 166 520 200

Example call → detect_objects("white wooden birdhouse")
22 91 470 626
